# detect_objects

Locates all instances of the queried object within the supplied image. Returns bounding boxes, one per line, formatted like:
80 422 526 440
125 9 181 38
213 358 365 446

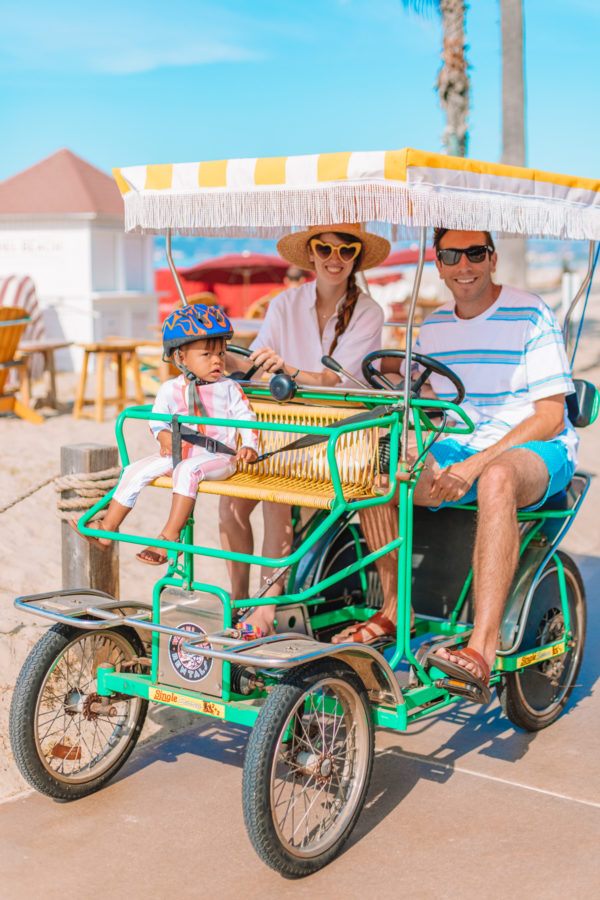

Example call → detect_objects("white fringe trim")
124 181 600 241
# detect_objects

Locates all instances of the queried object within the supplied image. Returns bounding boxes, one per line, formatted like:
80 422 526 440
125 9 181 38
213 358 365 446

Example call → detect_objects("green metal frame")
80 384 579 728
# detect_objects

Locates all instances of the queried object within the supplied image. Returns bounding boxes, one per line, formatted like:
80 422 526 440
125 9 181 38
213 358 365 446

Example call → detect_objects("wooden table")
73 341 145 422
16 339 72 412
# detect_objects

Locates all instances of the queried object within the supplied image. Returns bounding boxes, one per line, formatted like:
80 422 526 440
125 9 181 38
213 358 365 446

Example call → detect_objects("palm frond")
400 0 440 15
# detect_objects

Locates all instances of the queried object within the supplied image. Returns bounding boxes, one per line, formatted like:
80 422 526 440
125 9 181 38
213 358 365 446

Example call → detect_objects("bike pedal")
435 677 491 705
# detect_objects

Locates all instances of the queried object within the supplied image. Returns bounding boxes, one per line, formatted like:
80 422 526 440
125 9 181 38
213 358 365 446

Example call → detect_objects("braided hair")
326 232 362 356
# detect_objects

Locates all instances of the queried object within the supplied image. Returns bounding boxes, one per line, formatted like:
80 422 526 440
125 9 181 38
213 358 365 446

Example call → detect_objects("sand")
0 377 266 799
2 285 599 800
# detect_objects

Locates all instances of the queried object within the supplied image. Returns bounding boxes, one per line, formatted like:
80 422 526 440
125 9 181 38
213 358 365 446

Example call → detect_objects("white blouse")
250 280 384 385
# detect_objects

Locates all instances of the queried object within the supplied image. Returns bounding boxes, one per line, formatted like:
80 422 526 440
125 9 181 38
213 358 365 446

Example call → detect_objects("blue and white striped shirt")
415 286 578 463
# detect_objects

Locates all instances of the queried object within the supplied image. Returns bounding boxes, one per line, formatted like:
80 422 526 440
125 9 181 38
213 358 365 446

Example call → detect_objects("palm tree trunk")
496 0 528 288
437 0 469 156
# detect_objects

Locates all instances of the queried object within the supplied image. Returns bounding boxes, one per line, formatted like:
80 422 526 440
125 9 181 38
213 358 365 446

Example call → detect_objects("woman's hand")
249 346 284 374
237 446 258 463
157 431 173 457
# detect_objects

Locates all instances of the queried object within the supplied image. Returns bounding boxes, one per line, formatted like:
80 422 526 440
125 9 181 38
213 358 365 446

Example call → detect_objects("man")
333 228 577 703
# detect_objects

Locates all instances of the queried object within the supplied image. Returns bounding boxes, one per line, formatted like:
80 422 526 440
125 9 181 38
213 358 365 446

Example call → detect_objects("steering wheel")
227 344 262 381
361 349 465 405
227 344 297 402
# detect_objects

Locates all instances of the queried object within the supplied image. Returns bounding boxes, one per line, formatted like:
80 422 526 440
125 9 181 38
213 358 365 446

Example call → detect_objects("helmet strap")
171 350 210 419
187 381 208 419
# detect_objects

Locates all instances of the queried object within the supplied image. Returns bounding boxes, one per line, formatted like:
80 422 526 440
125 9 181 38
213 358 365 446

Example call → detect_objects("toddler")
70 303 258 564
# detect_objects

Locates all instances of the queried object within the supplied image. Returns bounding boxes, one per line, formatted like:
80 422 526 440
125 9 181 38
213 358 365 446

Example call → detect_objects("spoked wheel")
10 624 148 800
497 552 586 731
242 660 374 878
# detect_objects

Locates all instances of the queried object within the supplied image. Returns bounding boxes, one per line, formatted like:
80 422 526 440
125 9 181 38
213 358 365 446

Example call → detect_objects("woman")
219 223 390 637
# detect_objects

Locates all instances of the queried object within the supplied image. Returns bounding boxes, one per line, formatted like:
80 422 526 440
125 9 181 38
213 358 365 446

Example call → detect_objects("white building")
0 148 158 369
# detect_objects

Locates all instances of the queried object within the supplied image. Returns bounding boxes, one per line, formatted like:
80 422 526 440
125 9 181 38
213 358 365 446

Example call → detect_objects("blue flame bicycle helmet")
162 303 233 358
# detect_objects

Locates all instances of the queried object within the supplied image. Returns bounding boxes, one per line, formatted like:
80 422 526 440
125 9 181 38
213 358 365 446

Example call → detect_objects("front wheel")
242 660 374 878
9 624 148 800
497 552 586 731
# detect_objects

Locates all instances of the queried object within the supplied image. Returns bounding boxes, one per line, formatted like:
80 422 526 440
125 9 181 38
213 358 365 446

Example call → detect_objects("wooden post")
61 443 119 598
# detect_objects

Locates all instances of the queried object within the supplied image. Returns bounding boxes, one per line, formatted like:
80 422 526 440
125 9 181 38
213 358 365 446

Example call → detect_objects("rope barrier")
55 466 121 521
0 466 121 518
0 475 58 515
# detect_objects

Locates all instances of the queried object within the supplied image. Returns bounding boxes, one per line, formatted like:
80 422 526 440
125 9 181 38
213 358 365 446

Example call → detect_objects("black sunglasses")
436 245 494 266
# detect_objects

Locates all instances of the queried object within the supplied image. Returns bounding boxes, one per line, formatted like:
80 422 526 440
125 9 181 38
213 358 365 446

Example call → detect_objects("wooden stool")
17 339 72 412
134 340 177 395
73 341 145 422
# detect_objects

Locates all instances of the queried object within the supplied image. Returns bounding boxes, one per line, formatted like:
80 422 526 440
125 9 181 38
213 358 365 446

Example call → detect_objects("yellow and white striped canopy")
113 148 600 241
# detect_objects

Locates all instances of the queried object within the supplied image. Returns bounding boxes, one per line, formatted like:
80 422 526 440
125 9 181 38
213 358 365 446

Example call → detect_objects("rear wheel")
497 553 586 731
242 660 374 878
10 624 148 800
318 526 382 606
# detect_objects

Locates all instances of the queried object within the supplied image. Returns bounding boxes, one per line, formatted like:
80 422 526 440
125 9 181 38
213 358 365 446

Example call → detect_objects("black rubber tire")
242 660 374 878
9 623 148 800
310 526 383 620
497 552 586 731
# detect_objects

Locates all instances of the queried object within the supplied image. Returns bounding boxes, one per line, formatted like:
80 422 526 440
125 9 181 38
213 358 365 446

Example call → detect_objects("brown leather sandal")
136 534 174 566
68 518 111 551
426 646 492 705
331 611 398 645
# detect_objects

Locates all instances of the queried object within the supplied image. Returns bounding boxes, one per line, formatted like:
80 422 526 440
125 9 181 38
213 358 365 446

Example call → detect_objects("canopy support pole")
563 240 597 364
401 226 428 463
166 229 188 308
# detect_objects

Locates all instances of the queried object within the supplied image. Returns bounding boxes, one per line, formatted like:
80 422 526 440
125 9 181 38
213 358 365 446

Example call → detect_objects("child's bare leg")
69 500 131 549
137 493 196 565
161 494 196 541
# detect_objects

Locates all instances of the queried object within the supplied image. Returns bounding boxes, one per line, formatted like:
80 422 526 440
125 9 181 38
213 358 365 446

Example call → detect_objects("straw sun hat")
277 223 390 272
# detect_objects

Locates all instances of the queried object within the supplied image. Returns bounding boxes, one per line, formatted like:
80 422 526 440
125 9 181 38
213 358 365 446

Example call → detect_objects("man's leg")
343 444 549 668
436 447 549 674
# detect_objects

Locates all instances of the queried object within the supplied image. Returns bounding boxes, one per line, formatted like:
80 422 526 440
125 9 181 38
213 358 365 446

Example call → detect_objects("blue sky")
1 0 598 185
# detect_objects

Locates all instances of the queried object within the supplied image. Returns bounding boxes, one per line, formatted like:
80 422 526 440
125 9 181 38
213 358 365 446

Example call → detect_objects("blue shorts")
427 438 575 511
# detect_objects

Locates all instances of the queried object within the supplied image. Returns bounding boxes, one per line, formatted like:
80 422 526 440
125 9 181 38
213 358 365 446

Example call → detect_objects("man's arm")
429 394 567 504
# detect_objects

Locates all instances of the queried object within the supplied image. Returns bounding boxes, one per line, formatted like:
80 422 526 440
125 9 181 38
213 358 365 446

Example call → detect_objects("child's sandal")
136 534 173 566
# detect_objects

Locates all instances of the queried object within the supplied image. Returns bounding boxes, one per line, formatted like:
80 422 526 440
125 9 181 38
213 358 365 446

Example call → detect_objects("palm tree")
497 0 527 287
403 1 527 285
402 1 469 157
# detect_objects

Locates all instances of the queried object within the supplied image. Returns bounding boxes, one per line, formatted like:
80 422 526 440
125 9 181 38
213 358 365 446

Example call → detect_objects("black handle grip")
321 355 344 373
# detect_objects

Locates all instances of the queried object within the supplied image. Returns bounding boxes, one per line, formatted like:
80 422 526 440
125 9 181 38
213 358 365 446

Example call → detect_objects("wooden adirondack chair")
0 306 43 424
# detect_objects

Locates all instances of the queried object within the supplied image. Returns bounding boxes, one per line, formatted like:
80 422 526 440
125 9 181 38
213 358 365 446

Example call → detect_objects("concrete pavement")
1 594 598 900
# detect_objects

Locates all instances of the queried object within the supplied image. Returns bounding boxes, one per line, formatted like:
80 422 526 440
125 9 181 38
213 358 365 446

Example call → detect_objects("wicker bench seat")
152 399 383 509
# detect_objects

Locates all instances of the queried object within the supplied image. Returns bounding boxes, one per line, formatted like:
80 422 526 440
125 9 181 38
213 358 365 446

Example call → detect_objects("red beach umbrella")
181 252 290 284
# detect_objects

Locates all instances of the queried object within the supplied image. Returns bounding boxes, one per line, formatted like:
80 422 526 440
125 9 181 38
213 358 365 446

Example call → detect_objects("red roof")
0 148 123 216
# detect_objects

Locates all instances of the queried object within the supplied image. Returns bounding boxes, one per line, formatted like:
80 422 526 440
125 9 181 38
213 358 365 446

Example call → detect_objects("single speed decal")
149 687 225 718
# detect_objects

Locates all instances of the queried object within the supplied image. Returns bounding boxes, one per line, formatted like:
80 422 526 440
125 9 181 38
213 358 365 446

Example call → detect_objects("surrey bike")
10 148 599 877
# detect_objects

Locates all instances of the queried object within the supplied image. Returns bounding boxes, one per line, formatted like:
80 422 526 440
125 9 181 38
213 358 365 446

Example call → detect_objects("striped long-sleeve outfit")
113 375 258 505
